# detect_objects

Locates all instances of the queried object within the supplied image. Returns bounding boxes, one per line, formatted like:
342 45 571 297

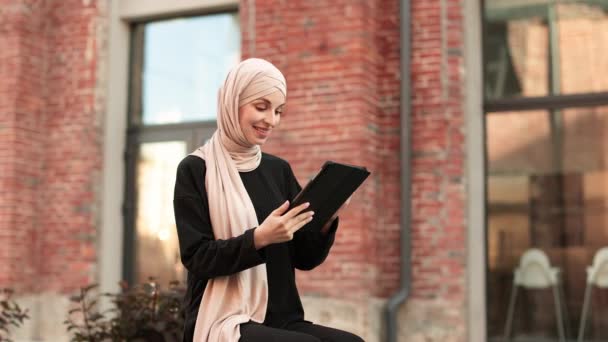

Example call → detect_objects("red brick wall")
0 0 102 293
245 0 406 300
245 0 467 321
373 0 404 299
0 0 46 292
409 0 466 303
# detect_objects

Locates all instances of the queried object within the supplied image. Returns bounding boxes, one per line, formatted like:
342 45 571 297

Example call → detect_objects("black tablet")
289 161 370 230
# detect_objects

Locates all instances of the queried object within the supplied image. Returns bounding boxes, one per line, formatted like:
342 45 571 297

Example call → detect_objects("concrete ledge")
396 298 466 342
12 293 71 342
301 296 467 342
301 295 385 342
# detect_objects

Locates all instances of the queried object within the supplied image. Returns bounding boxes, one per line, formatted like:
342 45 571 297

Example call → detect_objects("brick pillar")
242 0 403 339
401 0 468 340
39 0 102 293
0 0 104 339
0 0 48 293
244 0 469 340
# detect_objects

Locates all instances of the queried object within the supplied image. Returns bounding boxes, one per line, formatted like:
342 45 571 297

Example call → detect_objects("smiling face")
238 90 286 146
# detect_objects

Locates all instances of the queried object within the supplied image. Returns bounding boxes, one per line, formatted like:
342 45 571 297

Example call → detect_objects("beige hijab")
189 58 287 342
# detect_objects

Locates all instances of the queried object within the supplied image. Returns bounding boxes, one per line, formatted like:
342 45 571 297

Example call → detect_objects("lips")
253 126 270 137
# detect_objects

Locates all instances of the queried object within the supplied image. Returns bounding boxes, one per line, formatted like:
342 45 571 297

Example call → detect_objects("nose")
264 110 277 127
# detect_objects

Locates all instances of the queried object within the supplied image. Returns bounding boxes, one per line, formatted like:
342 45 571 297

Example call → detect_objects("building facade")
1 0 607 341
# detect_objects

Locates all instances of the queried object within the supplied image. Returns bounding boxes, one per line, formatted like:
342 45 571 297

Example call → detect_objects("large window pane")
125 11 237 287
486 106 608 341
484 0 608 100
142 13 240 124
135 141 187 286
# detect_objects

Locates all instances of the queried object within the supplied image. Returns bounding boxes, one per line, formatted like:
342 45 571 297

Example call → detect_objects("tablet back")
290 161 370 230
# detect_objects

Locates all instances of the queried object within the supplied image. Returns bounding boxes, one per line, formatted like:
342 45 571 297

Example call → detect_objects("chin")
248 135 270 146
246 138 266 146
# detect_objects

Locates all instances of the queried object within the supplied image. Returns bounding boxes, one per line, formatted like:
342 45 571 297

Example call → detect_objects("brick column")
0 0 48 293
0 0 104 339
39 0 103 293
244 0 469 340
401 0 468 340
243 0 403 339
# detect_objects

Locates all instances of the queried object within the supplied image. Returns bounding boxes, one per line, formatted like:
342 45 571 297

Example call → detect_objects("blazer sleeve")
284 161 339 271
173 156 265 279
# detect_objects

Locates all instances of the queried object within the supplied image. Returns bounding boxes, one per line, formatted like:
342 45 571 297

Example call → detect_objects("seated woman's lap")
239 321 364 342
239 322 319 342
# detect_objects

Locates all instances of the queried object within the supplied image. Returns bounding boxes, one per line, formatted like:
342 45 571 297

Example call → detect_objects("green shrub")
64 279 185 342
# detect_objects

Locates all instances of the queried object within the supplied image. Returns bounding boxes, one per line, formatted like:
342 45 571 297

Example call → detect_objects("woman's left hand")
320 196 352 234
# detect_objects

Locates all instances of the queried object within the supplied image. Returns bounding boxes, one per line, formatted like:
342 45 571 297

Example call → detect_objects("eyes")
255 103 283 116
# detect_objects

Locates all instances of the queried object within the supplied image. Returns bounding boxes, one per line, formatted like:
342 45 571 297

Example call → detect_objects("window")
123 12 240 287
484 1 608 341
484 0 608 101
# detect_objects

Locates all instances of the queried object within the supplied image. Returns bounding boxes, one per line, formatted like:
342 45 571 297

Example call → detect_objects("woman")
173 58 363 342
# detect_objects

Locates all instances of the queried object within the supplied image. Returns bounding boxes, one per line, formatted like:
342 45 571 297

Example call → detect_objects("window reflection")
135 141 187 286
484 0 608 99
142 13 240 124
486 106 608 341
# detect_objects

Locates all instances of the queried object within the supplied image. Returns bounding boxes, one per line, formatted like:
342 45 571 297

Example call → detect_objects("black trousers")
239 321 365 342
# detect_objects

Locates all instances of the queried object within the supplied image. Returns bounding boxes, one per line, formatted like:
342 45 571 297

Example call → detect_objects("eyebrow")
257 98 285 108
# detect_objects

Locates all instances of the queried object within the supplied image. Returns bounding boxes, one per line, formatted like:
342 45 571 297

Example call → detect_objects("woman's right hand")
254 201 314 249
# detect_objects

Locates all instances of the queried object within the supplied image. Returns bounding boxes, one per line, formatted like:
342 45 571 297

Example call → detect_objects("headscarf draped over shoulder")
189 58 287 342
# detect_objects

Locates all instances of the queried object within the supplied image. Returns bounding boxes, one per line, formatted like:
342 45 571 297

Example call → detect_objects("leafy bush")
65 279 185 342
